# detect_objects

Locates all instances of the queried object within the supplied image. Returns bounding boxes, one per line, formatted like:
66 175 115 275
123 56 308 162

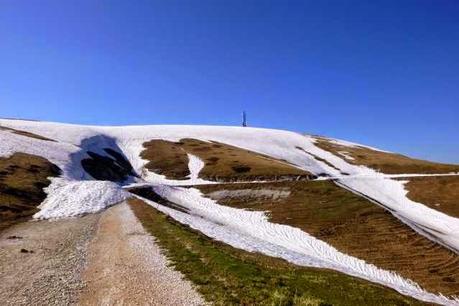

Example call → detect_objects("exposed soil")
79 202 204 306
0 126 55 142
0 213 100 305
0 153 61 232
141 139 191 180
314 137 459 174
402 176 459 218
197 181 459 297
141 138 313 181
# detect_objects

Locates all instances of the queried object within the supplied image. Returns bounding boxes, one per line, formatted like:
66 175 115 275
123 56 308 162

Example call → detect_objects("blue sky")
0 1 458 163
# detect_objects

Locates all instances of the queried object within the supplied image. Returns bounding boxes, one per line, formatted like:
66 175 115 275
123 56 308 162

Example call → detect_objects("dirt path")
0 214 100 305
79 202 204 306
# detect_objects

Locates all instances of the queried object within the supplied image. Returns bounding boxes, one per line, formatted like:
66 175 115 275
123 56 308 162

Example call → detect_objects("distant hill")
1 118 458 305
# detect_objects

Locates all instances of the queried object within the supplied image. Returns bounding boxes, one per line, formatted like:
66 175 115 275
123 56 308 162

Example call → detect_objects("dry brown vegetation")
314 137 459 174
0 126 55 142
141 138 312 181
401 176 459 218
198 181 459 297
141 140 190 180
0 153 60 231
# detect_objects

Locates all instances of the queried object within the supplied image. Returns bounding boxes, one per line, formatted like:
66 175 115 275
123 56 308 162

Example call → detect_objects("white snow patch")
384 173 459 178
186 153 206 183
34 179 130 219
337 151 355 161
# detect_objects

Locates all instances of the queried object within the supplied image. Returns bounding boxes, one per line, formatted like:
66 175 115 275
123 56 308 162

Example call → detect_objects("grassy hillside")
402 176 459 218
198 181 459 297
129 198 425 306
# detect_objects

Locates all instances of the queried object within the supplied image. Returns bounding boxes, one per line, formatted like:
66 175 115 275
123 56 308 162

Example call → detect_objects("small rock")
7 235 23 239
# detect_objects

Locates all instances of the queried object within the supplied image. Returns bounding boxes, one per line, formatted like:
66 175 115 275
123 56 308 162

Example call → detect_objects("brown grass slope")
0 153 60 232
0 126 55 142
401 176 459 218
141 138 312 181
198 181 459 297
141 140 191 180
314 137 459 174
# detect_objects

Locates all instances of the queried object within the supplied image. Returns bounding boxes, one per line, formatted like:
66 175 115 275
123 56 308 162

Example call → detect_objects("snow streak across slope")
1 119 459 304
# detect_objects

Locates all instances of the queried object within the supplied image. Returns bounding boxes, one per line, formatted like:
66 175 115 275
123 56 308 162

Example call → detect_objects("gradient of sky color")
0 0 458 163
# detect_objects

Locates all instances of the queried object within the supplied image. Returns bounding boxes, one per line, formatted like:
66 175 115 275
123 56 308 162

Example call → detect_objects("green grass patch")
128 198 425 306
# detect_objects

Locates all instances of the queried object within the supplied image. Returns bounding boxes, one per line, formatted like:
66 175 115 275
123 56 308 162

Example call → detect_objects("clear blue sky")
1 1 458 163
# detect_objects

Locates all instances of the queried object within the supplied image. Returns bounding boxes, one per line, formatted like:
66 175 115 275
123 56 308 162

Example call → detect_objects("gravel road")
0 202 205 305
0 214 100 305
79 202 204 305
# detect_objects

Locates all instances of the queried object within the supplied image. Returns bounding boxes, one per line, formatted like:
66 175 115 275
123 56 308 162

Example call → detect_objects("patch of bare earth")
0 214 100 306
198 181 459 297
401 176 459 218
141 139 191 179
141 138 312 181
314 137 459 174
0 152 60 232
0 126 55 142
79 202 204 306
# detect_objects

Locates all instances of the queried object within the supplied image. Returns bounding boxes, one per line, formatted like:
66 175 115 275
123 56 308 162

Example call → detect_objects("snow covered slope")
1 118 458 304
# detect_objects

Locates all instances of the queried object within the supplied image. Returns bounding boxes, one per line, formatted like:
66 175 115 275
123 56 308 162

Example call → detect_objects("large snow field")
2 119 458 252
